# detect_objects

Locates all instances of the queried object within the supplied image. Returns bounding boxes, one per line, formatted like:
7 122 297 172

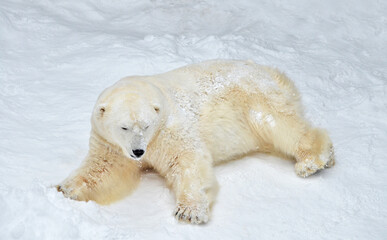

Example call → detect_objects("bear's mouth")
130 154 142 160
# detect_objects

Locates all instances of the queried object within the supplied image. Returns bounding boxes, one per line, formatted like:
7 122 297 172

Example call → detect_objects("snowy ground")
0 0 386 239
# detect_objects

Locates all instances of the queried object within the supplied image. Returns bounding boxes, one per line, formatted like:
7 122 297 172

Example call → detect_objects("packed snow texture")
0 0 386 239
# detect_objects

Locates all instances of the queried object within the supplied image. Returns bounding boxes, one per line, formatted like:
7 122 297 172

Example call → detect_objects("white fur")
58 60 335 224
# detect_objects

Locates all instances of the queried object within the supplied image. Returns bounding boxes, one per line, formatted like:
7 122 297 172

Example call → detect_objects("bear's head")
91 79 166 160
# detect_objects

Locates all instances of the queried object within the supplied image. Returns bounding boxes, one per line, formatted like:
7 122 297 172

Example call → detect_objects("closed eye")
121 127 128 131
144 125 149 130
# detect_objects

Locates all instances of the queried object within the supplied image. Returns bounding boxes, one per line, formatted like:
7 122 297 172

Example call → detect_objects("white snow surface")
0 0 386 239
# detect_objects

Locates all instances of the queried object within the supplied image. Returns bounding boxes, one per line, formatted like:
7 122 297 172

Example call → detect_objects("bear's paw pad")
295 158 323 178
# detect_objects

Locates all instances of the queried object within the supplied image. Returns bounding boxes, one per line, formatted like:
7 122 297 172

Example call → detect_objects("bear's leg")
57 152 141 205
248 110 334 177
165 151 218 224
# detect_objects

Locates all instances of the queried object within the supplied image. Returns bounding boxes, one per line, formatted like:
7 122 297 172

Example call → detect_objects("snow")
250 110 276 127
0 0 386 239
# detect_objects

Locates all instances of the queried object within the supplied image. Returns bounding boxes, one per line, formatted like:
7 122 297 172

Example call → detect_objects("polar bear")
57 60 335 224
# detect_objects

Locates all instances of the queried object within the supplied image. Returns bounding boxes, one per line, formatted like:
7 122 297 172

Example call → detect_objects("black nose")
132 149 144 158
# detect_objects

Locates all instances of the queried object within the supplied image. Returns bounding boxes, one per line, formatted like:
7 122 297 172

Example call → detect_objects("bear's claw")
56 182 84 201
174 203 209 224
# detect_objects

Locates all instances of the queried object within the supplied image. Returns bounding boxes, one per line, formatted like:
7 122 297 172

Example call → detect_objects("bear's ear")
96 104 107 118
153 104 160 114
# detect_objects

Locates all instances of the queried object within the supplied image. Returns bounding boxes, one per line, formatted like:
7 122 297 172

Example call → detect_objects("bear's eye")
121 127 128 131
144 125 149 130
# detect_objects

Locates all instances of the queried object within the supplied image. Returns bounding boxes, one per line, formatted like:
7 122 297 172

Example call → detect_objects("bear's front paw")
56 178 89 202
174 202 209 224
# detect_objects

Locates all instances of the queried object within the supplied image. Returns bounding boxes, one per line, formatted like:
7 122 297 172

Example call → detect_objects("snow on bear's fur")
57 60 335 224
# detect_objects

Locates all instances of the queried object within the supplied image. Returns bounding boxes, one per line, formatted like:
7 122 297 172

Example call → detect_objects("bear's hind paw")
295 159 323 178
295 143 335 178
